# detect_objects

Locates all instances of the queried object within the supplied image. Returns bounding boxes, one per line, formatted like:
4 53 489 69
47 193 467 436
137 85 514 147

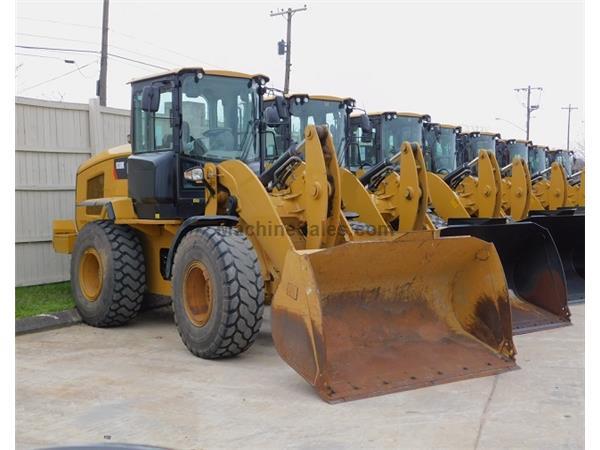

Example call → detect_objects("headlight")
184 166 204 183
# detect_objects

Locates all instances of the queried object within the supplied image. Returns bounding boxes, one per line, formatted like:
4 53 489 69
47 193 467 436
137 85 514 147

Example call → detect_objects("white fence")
15 97 130 286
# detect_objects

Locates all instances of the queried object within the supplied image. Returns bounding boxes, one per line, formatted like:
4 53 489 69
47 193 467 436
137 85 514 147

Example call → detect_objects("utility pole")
98 0 110 106
270 5 307 94
514 85 543 140
561 104 578 150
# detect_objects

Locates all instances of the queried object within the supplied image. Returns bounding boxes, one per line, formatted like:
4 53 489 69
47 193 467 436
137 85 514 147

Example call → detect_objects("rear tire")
71 221 146 327
172 226 264 359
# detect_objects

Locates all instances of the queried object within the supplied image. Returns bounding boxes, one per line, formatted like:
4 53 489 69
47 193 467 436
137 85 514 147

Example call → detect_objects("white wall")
15 97 130 286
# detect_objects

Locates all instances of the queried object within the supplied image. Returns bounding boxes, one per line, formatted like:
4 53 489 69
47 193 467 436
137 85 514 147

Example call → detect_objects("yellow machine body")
500 156 532 221
54 125 517 403
340 142 428 232
454 150 503 218
342 142 570 333
532 162 570 211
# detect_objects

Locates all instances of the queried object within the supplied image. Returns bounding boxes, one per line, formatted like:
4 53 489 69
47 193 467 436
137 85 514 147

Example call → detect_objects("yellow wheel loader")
439 138 583 304
353 144 571 334
264 100 571 334
497 141 585 302
498 157 533 221
53 69 517 403
343 116 571 332
532 162 582 210
514 145 583 211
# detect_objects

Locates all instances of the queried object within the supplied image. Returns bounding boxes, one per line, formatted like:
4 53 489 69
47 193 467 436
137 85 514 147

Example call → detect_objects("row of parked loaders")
53 68 584 402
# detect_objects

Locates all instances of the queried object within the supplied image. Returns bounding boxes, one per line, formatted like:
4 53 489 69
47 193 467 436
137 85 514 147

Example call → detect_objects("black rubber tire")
71 221 146 327
171 226 265 359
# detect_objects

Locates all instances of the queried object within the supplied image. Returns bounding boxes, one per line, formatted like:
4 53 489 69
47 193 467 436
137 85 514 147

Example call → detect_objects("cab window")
349 124 377 168
179 73 258 163
132 85 174 153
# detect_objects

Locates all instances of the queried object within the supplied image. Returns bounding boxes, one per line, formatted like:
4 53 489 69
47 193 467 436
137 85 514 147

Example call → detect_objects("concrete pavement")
16 305 584 450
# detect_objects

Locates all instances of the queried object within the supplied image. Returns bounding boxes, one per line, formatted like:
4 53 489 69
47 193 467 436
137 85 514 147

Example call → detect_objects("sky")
15 0 585 151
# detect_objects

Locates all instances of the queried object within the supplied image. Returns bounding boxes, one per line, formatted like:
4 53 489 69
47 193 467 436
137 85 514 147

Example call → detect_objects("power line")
17 16 99 29
109 55 156 73
17 32 181 67
105 30 218 68
16 44 98 55
75 61 97 79
17 60 97 94
108 53 167 70
17 32 98 46
15 52 75 62
15 45 168 70
17 16 219 68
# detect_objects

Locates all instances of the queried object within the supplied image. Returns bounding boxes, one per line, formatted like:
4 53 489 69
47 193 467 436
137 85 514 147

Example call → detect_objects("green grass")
15 282 75 319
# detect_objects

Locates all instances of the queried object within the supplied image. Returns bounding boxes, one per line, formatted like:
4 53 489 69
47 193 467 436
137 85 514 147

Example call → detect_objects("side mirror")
359 114 373 142
274 96 290 120
141 85 160 112
360 114 371 133
264 105 281 126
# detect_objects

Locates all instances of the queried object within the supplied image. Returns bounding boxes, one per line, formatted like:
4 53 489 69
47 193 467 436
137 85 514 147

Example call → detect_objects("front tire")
172 227 265 359
71 221 146 327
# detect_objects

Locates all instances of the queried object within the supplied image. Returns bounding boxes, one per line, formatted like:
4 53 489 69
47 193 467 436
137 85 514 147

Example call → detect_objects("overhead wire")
108 55 156 73
17 16 220 68
15 45 168 70
17 60 97 94
17 32 182 68
15 52 74 61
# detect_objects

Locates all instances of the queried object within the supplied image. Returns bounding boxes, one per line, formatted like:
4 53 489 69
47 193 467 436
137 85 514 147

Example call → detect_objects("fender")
163 215 239 279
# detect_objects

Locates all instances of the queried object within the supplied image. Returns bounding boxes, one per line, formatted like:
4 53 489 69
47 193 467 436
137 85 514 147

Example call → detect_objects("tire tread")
172 227 264 359
92 221 146 327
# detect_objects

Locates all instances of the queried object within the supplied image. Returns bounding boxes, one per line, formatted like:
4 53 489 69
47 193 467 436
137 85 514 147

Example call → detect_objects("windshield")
381 116 423 159
180 73 258 163
508 142 528 163
529 147 547 174
552 151 573 176
424 127 457 173
289 99 347 159
347 119 377 170
467 135 496 161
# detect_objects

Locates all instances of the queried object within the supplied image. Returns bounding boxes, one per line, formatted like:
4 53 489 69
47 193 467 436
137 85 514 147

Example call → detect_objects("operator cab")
529 145 549 174
457 131 501 170
127 68 269 219
495 139 531 168
348 112 430 172
547 149 574 176
262 93 354 164
423 123 461 175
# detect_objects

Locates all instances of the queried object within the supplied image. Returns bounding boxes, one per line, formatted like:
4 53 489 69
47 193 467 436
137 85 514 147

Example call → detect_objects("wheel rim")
183 261 213 327
79 248 103 302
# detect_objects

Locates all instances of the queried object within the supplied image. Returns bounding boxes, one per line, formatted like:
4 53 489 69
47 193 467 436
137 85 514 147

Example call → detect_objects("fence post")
88 97 104 154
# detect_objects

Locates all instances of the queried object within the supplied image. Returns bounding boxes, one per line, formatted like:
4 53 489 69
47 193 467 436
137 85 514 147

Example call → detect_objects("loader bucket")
526 212 584 303
271 232 516 403
441 220 571 334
